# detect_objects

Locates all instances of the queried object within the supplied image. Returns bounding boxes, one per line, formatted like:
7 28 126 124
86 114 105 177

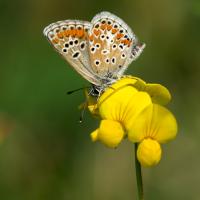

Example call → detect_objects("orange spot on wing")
71 29 77 36
127 40 132 47
116 33 124 40
106 25 112 31
57 32 64 39
89 35 94 41
76 29 85 38
121 39 132 46
111 28 118 34
100 24 106 30
67 30 72 36
93 29 100 37
63 30 69 37
52 38 59 44
66 30 75 37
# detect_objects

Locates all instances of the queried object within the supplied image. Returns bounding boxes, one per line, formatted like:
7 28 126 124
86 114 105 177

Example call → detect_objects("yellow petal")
145 83 171 105
97 78 152 131
122 92 152 130
126 76 171 105
99 89 152 130
137 139 162 167
90 129 99 142
129 76 147 90
98 77 138 105
99 86 138 120
90 120 125 148
128 104 178 143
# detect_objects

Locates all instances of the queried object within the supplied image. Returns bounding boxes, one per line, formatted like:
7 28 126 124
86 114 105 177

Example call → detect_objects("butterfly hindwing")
43 20 101 85
88 11 142 79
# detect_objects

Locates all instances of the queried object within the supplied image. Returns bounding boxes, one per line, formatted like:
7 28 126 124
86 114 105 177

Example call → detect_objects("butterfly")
43 11 145 96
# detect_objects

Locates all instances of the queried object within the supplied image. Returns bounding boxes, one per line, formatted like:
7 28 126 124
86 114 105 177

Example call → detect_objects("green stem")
135 143 144 200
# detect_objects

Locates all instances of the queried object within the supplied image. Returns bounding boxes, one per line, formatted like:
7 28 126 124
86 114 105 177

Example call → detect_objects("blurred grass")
0 0 200 199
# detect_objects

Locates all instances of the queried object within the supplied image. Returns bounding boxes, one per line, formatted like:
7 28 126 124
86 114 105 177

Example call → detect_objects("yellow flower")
88 76 178 167
129 103 177 167
128 104 177 143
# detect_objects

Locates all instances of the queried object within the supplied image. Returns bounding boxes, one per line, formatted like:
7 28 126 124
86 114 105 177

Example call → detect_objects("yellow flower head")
88 76 178 167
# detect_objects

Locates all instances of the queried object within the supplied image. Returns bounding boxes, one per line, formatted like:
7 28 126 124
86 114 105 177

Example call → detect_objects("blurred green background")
0 0 200 199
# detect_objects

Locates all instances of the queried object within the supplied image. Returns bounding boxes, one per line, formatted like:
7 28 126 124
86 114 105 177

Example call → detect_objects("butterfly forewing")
88 12 139 79
43 20 101 85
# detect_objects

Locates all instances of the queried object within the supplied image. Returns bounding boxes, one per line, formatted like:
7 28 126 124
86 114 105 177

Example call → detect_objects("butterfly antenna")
66 86 90 95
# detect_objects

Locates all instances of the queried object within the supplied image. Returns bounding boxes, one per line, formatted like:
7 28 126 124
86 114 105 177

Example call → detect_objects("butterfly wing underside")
43 20 101 85
43 11 145 86
87 11 145 79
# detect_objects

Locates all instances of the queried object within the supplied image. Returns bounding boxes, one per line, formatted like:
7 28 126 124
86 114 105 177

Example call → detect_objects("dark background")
0 0 200 199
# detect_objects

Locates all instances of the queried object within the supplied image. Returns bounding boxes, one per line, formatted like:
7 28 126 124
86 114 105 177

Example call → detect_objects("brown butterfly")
43 11 145 95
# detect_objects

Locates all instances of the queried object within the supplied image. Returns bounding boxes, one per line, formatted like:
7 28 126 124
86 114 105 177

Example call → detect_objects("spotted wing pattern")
43 11 145 86
43 20 101 85
88 11 145 79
